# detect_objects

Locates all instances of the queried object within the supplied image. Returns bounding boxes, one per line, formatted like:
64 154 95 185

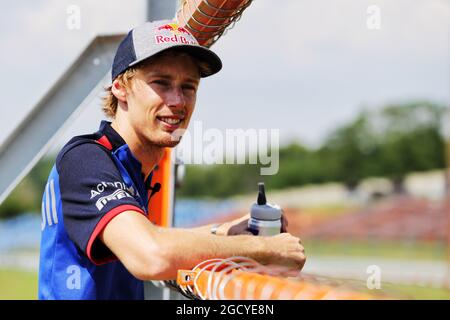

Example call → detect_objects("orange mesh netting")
176 0 253 47
176 257 390 300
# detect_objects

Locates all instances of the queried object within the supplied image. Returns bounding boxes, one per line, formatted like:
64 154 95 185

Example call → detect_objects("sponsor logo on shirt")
90 181 138 199
95 189 133 211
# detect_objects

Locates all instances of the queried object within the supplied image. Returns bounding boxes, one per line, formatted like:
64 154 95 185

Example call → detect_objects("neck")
111 120 164 179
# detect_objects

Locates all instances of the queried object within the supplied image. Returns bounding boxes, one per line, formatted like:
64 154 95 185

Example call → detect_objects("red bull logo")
177 26 191 35
155 23 197 45
157 23 192 35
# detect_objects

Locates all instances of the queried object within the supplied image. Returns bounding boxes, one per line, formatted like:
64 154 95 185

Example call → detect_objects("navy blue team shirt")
38 121 157 300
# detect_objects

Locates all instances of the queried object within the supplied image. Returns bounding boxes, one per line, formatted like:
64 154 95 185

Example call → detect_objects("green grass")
330 280 450 299
0 268 38 300
0 267 447 300
302 240 450 299
380 283 450 300
304 240 448 262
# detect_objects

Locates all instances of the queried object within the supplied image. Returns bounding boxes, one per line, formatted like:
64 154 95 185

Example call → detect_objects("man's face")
124 52 200 148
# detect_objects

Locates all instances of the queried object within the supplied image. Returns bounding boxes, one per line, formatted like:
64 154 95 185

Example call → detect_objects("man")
38 20 305 300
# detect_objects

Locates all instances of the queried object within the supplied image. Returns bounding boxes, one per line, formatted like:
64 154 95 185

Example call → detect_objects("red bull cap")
112 20 222 81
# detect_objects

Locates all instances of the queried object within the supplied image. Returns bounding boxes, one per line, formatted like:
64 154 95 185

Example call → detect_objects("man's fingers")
226 220 257 236
281 213 289 233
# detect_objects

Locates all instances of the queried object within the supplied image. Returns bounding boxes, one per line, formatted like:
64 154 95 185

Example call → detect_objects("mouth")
156 116 184 130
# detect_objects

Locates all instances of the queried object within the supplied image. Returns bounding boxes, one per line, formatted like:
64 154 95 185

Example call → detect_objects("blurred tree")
178 162 261 198
376 102 447 192
318 101 446 193
178 101 447 198
320 112 381 190
0 179 39 218
0 156 54 219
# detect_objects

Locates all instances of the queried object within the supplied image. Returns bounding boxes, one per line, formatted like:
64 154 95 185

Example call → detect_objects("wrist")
211 222 230 236
210 223 221 235
210 223 227 235
250 236 270 264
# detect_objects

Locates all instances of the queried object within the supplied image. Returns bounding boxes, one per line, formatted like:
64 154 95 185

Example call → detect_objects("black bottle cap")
250 182 282 221
257 182 267 205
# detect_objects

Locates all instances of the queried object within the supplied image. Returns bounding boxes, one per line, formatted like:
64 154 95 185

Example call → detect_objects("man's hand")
261 233 306 270
223 211 289 236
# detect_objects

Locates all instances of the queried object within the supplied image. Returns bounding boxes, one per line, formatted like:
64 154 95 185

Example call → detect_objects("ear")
111 79 127 103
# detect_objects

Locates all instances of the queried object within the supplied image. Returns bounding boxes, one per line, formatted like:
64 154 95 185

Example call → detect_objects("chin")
152 135 182 148
144 126 185 148
162 140 181 148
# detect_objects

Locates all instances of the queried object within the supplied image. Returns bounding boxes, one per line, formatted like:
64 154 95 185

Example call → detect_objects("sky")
0 0 448 154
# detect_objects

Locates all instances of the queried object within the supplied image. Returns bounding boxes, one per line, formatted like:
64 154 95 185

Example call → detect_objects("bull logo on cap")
157 23 191 35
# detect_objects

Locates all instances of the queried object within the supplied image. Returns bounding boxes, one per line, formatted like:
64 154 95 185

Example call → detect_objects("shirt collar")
98 120 127 151
98 120 154 190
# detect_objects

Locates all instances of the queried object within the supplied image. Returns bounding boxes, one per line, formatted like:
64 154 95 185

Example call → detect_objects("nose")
165 86 186 110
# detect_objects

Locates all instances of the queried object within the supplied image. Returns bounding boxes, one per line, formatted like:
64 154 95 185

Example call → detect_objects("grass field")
0 268 37 300
380 282 450 299
0 267 448 299
305 239 448 262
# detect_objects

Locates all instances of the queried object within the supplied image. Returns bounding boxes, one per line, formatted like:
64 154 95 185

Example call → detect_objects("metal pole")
0 35 124 204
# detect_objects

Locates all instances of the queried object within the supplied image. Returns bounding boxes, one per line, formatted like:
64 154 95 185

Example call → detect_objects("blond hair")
102 68 137 119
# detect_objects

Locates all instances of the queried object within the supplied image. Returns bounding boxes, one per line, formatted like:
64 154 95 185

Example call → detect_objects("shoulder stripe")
96 135 113 151
41 198 46 230
49 179 58 225
45 182 52 226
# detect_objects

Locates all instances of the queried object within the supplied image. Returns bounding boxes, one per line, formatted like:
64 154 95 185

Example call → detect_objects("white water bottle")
248 183 282 236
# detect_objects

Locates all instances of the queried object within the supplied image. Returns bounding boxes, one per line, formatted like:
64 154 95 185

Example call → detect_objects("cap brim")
129 44 222 78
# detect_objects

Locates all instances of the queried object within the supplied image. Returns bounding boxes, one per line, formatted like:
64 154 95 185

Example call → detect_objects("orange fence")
177 0 253 47
176 257 382 300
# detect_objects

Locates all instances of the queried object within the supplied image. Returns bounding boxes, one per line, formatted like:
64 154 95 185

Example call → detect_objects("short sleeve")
57 143 145 265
